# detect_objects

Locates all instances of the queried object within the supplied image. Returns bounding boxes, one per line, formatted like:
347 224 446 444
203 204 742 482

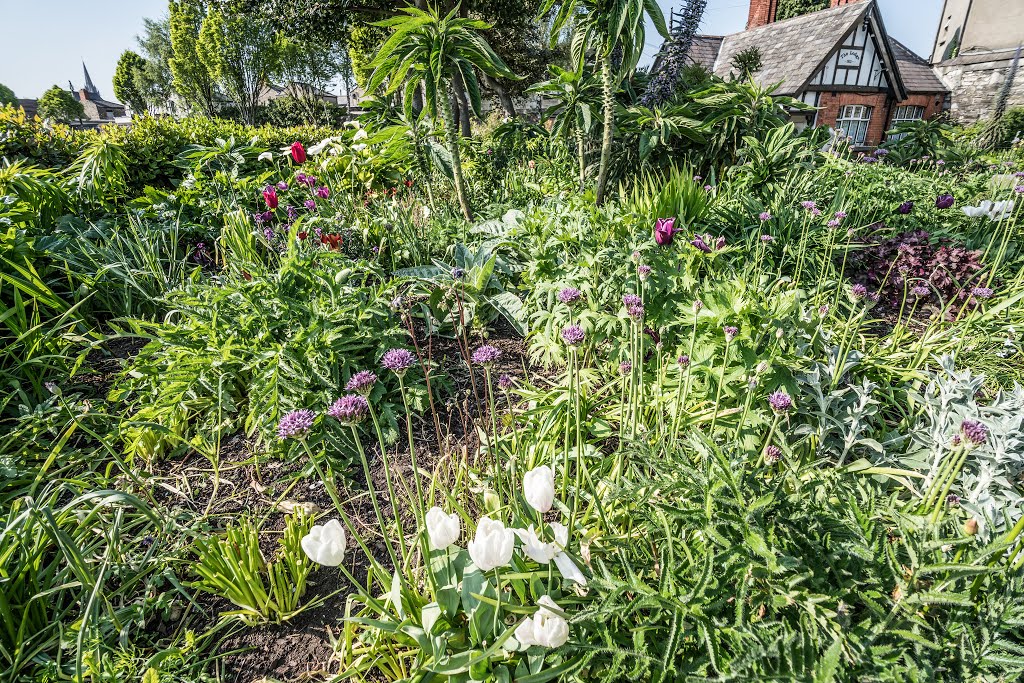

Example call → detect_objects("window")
836 104 873 145
888 105 925 141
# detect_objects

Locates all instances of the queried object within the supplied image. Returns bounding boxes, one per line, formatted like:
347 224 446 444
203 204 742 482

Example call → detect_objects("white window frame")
888 105 926 141
836 104 873 146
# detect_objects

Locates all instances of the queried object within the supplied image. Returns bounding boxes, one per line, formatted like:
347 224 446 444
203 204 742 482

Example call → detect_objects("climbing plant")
775 0 828 21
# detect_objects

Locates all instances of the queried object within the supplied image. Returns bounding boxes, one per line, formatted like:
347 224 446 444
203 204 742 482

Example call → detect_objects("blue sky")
0 0 943 102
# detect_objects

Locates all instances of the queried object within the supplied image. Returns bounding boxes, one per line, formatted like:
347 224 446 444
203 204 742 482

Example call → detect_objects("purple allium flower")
619 361 632 376
627 304 645 321
971 286 994 299
759 211 772 222
346 370 378 396
278 409 316 439
315 186 330 199
811 207 822 216
935 194 955 209
898 201 914 215
801 200 817 211
767 389 793 413
875 148 889 156
834 211 847 219
631 250 642 263
277 181 289 191
451 267 466 280
827 219 841 228
694 175 703 182
946 493 961 507
472 345 502 366
381 348 417 376
623 294 642 308
254 212 268 225
1015 185 1024 194
638 264 652 281
936 160 946 166
861 156 878 164
304 199 317 211
691 235 712 253
677 354 690 368
286 205 298 220
498 374 514 391
561 324 585 346
328 394 369 425
557 287 582 306
911 285 930 298
760 234 774 243
693 300 703 313
263 227 275 241
654 217 677 246
960 419 988 446
851 284 868 299
724 325 739 342
764 445 782 464
819 304 829 316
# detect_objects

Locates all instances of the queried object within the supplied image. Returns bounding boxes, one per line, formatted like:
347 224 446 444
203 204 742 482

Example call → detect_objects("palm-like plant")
528 65 601 190
367 5 517 221
540 0 669 205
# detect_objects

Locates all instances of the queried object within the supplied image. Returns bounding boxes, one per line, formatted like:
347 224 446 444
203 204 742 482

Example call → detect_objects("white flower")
258 151 274 162
523 465 555 513
550 522 587 585
353 128 368 141
963 199 1015 221
468 517 515 571
307 136 341 156
515 595 569 649
425 507 461 550
352 143 367 152
514 525 558 563
300 519 347 566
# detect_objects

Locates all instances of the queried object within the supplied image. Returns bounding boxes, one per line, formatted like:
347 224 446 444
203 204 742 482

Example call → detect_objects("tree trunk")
482 73 516 118
596 49 615 205
442 84 473 221
576 128 586 191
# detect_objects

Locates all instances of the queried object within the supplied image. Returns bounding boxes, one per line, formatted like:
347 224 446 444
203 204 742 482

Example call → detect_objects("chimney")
830 0 865 6
746 0 778 29
78 88 91 102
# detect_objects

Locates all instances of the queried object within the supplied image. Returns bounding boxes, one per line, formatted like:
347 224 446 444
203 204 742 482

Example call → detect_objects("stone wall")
936 51 1024 124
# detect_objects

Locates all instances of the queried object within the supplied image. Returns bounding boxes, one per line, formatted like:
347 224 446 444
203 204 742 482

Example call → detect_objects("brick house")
680 0 948 148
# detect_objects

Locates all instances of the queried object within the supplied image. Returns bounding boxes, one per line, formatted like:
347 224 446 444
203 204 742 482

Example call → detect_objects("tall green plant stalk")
708 334 733 436
596 50 614 205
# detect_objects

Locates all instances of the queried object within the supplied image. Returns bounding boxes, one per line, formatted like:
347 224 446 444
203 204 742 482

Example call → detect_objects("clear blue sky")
0 0 943 102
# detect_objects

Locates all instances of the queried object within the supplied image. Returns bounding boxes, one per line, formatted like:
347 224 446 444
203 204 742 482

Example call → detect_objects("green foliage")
882 117 962 163
114 50 150 115
37 85 85 123
192 512 315 624
730 46 763 78
775 0 829 21
0 105 79 168
0 83 15 106
135 16 177 113
168 0 217 115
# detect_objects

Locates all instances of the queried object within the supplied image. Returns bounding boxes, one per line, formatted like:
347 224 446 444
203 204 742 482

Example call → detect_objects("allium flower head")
693 299 703 313
623 294 642 308
911 285 930 298
381 348 417 376
851 284 868 299
627 304 645 320
724 325 739 342
638 264 652 281
278 409 315 439
561 324 585 346
277 180 289 191
304 199 317 211
759 211 772 222
328 394 369 425
498 374 514 391
960 419 988 446
557 287 582 306
346 370 378 396
946 493 961 506
764 445 782 464
834 211 847 219
819 304 829 316
677 354 690 368
761 234 774 243
619 361 632 376
801 200 817 211
971 286 993 299
472 345 502 366
767 389 793 413
827 219 841 228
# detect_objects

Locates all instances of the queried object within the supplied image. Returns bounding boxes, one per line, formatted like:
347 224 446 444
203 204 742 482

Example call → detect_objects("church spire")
82 61 100 100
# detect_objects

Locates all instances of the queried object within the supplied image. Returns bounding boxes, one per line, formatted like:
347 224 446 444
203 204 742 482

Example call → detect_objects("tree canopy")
37 86 84 122
113 51 149 114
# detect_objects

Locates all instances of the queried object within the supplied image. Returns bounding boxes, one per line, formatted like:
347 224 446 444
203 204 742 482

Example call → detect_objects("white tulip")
549 522 587 585
514 525 558 563
468 517 515 571
515 595 569 649
300 519 347 566
353 128 369 141
257 151 274 162
425 507 461 550
523 465 555 513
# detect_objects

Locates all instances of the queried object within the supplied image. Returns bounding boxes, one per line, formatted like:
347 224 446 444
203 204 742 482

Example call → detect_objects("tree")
367 5 517 221
169 0 217 115
0 83 15 107
528 65 601 189
113 51 149 114
37 86 84 122
541 0 669 204
197 3 286 124
279 35 347 124
136 16 177 112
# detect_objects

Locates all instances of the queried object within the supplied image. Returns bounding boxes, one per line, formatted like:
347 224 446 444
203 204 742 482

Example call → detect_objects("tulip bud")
468 517 515 571
523 465 555 513
425 507 461 550
300 519 347 566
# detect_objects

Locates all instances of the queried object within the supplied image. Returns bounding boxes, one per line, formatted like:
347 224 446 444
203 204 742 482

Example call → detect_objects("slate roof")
890 38 948 93
687 36 724 71
710 2 871 94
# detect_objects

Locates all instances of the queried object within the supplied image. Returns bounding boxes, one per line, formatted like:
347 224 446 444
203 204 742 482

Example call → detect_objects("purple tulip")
935 194 955 209
654 217 677 246
898 201 914 215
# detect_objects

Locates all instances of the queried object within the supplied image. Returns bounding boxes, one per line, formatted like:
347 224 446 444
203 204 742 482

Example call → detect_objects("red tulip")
297 231 307 241
262 186 278 209
290 141 307 164
320 232 342 250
